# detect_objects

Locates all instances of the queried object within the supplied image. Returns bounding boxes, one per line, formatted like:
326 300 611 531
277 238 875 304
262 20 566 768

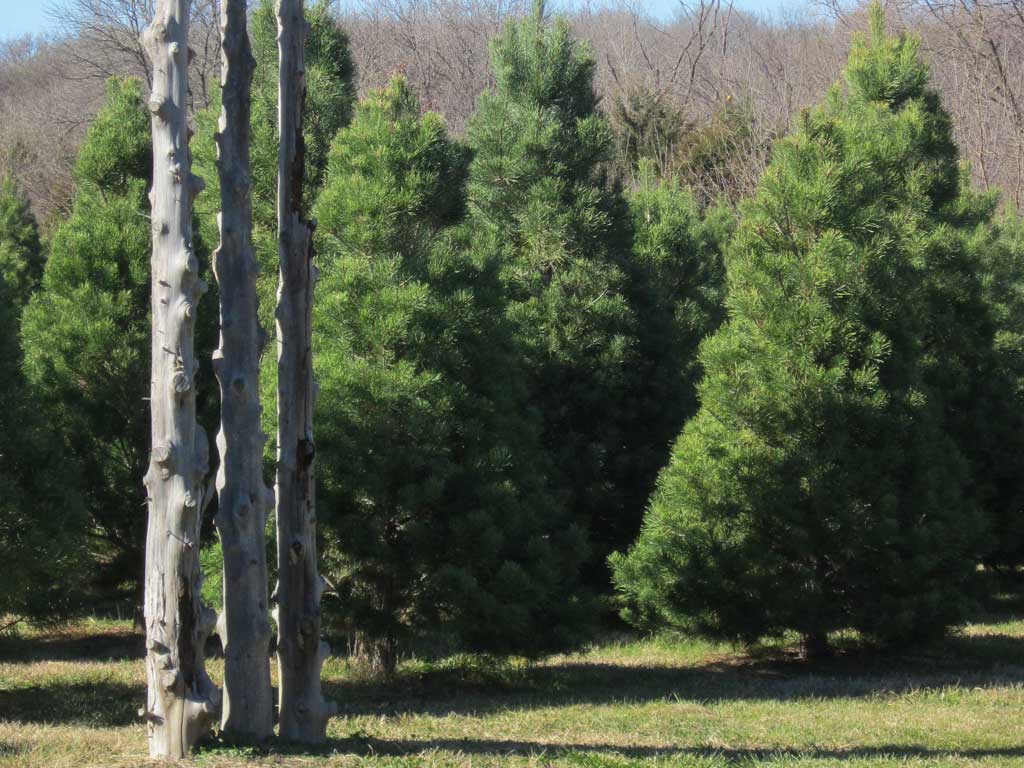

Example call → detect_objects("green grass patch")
1 600 1023 767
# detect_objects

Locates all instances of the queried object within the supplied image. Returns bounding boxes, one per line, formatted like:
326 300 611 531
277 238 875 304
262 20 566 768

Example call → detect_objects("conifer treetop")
844 3 928 107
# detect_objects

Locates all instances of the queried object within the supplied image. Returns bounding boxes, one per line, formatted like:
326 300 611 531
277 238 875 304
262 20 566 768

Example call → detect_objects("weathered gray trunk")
211 0 274 742
273 0 336 743
141 0 219 758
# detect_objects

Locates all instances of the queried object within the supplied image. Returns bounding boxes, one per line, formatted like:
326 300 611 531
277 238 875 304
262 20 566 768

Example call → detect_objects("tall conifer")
313 77 589 675
612 7 987 653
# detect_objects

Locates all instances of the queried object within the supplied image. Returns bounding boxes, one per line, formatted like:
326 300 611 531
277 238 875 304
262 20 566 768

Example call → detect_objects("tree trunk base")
801 632 833 661
350 633 398 678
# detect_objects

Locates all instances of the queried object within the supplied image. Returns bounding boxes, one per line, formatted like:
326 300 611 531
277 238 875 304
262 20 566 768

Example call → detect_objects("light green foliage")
312 77 589 669
0 175 44 307
20 78 215 605
612 6 988 650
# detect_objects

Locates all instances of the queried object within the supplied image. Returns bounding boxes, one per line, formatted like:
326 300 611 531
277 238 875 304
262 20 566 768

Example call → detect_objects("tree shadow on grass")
323 631 1024 718
0 629 142 664
237 736 1024 764
3 615 1024 732
0 742 27 758
0 681 142 727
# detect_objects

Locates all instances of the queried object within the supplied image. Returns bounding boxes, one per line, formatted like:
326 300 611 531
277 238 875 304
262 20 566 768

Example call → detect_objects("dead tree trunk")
211 0 274 743
141 0 219 758
273 0 336 743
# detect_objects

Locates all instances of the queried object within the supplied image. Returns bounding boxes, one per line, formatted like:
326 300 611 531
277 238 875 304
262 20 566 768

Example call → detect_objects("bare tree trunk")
140 0 219 758
212 0 274 743
273 0 336 743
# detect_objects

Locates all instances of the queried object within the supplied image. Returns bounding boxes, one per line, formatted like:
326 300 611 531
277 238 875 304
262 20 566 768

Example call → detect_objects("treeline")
5 1 1024 228
1 0 1023 668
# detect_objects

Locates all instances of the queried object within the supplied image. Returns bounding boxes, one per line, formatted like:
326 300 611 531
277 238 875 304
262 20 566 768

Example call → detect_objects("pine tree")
966 205 1024 571
20 78 217 610
616 164 731 558
0 214 85 625
611 7 987 653
465 1 638 583
313 76 589 675
0 175 44 307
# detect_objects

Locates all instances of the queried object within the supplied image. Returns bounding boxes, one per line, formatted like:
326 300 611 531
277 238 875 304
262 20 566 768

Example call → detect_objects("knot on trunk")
152 444 174 479
147 97 172 120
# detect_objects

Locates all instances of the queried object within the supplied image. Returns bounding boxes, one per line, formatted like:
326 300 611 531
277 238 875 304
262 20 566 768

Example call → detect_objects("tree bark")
141 0 219 758
273 0 336 743
211 0 274 743
801 632 833 661
351 632 398 679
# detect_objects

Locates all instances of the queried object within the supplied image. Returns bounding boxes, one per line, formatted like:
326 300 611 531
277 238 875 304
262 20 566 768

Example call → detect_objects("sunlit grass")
1 594 1023 767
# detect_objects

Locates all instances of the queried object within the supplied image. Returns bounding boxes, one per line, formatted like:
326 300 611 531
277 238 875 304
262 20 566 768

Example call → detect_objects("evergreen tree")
967 206 1024 570
466 3 729 584
611 7 987 653
0 175 44 307
465 1 638 582
0 210 85 624
0 157 86 626
313 77 589 674
616 165 731 558
21 78 216 607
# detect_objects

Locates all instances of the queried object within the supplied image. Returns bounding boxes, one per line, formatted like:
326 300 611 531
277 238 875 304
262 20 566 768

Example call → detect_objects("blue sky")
0 0 790 41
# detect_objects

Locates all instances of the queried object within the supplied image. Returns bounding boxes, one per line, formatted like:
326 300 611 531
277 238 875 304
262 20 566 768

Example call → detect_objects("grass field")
1 593 1023 768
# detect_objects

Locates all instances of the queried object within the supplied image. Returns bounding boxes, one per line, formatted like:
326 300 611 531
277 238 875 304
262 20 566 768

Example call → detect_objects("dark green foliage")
0 175 44 307
466 3 729 586
466 2 639 583
615 165 730 560
967 206 1024 570
609 91 774 207
612 8 988 650
0 151 85 625
313 77 590 671
20 79 215 607
0 294 86 624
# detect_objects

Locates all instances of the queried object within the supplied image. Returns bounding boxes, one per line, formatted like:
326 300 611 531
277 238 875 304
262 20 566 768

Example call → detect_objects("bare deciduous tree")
48 0 221 110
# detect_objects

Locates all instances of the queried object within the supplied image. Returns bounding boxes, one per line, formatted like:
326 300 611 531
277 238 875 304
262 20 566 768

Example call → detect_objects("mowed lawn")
1 594 1023 768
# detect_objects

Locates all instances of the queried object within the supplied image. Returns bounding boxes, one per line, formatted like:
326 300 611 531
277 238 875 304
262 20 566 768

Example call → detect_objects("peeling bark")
141 0 219 758
273 0 336 743
212 0 274 743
